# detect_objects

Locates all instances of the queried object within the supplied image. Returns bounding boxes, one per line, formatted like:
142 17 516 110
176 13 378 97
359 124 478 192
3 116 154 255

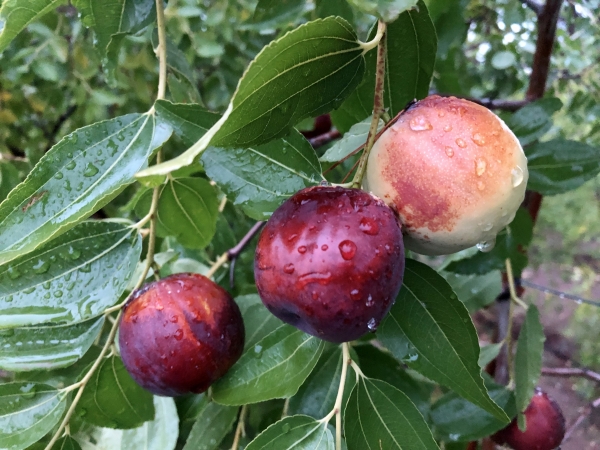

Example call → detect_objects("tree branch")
564 396 600 443
520 0 544 15
541 367 600 383
465 98 530 112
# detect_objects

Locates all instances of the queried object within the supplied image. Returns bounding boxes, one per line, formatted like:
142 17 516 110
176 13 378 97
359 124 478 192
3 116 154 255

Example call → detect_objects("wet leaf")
320 116 384 163
77 356 155 429
378 259 509 422
246 415 334 450
0 221 141 327
0 113 169 265
0 0 64 53
0 382 67 449
137 17 364 181
345 378 439 450
182 401 238 450
0 316 104 371
212 325 325 405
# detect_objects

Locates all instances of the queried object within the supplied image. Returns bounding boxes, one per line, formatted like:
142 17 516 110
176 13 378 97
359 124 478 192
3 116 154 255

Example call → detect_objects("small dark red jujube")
254 186 405 343
119 273 244 396
491 389 565 450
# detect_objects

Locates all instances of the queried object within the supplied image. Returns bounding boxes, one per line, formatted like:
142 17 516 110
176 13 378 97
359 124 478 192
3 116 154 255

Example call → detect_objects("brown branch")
520 0 544 15
227 221 265 288
541 367 600 383
564 396 600 443
309 130 341 149
465 98 531 112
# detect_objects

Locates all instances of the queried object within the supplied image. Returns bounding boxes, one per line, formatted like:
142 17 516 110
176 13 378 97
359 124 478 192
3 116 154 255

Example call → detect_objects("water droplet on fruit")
298 271 332 287
511 166 524 187
287 233 298 242
456 138 467 148
321 244 328 251
366 295 374 307
445 147 454 157
174 329 183 340
83 163 99 177
471 133 486 146
319 180 329 186
283 263 295 274
475 158 487 176
438 111 445 118
359 217 379 235
481 222 493 231
476 238 496 252
297 246 307 254
338 240 356 260
350 289 360 300
477 181 485 191
443 125 452 132
170 315 178 323
409 115 433 131
367 318 378 331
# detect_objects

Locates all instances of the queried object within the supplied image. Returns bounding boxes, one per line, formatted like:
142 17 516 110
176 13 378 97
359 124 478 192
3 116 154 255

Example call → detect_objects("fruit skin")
363 95 528 255
254 185 405 343
491 389 565 450
118 273 244 397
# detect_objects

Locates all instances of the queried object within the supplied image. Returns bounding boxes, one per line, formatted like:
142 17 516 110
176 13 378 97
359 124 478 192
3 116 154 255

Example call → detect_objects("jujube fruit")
254 185 405 343
118 273 244 396
363 95 528 255
491 389 565 450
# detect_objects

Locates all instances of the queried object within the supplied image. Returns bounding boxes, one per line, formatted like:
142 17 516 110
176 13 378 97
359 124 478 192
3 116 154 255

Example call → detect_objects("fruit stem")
505 259 529 310
504 258 527 387
230 404 248 450
154 0 168 105
351 20 387 189
206 252 230 279
45 310 123 450
335 343 351 450
359 20 386 53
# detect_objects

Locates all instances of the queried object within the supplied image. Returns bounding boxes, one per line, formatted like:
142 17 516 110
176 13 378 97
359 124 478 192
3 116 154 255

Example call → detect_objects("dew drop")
443 124 452 132
297 246 307 254
476 238 496 252
471 133 486 146
65 161 76 170
475 158 487 177
283 263 295 274
321 244 328 251
170 315 179 323
298 271 332 287
511 166 524 187
477 181 485 191
282 423 291 433
54 290 63 298
7 266 21 280
438 111 446 118
54 172 64 180
338 240 357 260
174 329 183 340
32 259 50 274
366 294 374 307
83 163 99 177
287 233 298 242
350 289 361 300
0 329 15 337
444 147 454 157
408 115 433 131
455 138 467 148
254 344 262 354
367 318 378 331
359 217 379 235
481 222 493 232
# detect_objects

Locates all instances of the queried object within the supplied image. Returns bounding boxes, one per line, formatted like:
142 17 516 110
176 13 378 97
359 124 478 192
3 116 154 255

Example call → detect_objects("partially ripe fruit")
254 186 405 343
119 273 244 396
491 389 565 450
363 95 528 255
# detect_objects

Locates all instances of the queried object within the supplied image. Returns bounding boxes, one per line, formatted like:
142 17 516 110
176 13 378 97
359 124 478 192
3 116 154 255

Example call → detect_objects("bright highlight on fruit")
254 186 405 343
364 95 528 256
491 389 565 450
119 273 245 396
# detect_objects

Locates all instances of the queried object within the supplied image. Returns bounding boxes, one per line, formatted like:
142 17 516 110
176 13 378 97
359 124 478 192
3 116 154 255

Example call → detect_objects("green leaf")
353 345 432 415
506 98 562 146
442 271 502 313
0 0 64 53
0 317 104 371
154 101 221 147
430 380 516 443
74 0 155 57
288 346 357 419
377 259 509 422
52 436 82 450
76 396 179 450
344 378 439 450
202 129 323 220
320 116 384 162
137 178 219 249
346 0 418 22
514 305 545 428
315 0 354 23
0 113 169 266
444 209 533 276
77 356 155 429
182 401 238 450
212 325 325 405
478 343 503 368
246 0 306 28
0 382 67 449
0 221 141 328
246 415 334 450
136 16 364 181
332 2 436 131
526 139 600 195
0 161 22 202
243 303 283 351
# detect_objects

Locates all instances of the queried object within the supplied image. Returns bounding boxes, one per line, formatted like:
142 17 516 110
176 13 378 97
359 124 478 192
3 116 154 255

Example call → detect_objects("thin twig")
541 367 600 383
230 405 248 450
564 396 600 442
463 97 530 111
309 130 341 149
